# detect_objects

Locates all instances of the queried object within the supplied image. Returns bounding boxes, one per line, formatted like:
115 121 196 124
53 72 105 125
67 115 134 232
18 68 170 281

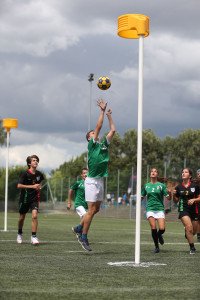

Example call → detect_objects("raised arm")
93 98 108 142
106 109 115 143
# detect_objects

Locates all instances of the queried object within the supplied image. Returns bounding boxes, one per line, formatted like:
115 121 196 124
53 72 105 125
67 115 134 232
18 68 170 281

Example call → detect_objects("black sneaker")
80 238 92 252
197 235 200 243
72 226 82 239
152 247 160 253
190 247 196 255
158 234 164 245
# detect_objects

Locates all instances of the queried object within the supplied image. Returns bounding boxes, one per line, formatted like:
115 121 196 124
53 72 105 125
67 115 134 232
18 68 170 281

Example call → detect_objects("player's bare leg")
18 214 26 230
17 214 26 244
79 201 101 251
181 216 196 254
82 201 101 234
31 209 39 245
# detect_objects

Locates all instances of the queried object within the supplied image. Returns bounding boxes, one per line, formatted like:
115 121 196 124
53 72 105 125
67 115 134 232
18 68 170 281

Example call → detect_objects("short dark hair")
26 155 39 168
81 168 88 173
86 130 94 141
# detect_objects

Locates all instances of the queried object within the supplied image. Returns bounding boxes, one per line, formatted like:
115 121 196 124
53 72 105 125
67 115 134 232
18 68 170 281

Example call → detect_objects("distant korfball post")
3 119 18 231
118 14 149 264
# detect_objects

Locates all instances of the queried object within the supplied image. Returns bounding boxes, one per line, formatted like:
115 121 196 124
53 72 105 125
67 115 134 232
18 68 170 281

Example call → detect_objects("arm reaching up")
92 99 108 142
106 109 115 143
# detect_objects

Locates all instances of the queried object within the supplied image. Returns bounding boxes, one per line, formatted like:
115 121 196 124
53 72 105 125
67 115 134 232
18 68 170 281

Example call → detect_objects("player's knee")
186 227 193 234
32 214 38 221
94 208 100 214
19 214 25 221
88 209 96 217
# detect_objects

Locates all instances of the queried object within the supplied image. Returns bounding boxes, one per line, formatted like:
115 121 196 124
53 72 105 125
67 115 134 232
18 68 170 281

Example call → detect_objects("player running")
173 168 200 254
67 168 88 241
17 155 44 245
141 168 171 253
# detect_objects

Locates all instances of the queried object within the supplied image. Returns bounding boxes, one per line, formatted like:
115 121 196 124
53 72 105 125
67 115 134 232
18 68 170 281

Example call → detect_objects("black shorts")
196 203 200 220
178 209 198 221
19 201 39 215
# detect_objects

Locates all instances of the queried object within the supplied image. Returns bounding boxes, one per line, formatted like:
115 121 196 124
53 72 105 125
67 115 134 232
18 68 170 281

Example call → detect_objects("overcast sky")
0 0 200 174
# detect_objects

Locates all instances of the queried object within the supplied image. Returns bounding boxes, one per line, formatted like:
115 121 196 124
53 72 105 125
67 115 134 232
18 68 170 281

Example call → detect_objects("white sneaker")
31 236 39 245
17 234 23 244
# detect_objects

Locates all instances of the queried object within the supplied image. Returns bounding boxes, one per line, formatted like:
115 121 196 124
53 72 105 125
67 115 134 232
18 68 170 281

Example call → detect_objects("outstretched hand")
97 98 108 111
106 109 112 116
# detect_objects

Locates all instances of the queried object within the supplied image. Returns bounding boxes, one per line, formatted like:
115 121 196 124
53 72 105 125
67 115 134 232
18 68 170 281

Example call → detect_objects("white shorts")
85 177 104 202
76 206 87 218
146 211 165 220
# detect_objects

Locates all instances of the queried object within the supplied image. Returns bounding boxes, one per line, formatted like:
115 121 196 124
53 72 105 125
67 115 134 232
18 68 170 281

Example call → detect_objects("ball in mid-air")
97 77 111 90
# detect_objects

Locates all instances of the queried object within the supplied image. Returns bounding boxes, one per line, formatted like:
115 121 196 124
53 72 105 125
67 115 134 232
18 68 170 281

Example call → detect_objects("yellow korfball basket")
118 14 149 39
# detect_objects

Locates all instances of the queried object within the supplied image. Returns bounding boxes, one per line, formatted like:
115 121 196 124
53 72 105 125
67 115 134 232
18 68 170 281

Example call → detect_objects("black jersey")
18 169 44 203
175 181 200 213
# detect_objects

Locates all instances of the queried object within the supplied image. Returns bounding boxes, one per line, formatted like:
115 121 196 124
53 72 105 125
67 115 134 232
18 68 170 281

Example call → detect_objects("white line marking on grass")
0 230 17 232
65 251 85 253
108 261 167 267
0 240 190 245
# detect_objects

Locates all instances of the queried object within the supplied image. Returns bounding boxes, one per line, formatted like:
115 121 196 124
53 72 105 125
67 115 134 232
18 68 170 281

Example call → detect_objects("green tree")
121 129 137 168
0 165 47 202
0 119 7 146
59 152 87 178
142 128 163 166
101 132 123 171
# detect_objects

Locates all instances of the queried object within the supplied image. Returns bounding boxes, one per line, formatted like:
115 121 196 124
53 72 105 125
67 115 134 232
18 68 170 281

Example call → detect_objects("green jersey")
87 137 109 178
141 182 169 212
70 180 88 209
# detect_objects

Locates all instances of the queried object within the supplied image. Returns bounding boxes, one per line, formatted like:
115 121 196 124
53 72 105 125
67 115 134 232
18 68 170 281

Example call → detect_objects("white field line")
0 239 190 245
0 229 185 235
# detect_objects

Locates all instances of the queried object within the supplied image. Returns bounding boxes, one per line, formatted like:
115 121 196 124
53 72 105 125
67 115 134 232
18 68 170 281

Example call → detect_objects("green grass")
0 212 200 300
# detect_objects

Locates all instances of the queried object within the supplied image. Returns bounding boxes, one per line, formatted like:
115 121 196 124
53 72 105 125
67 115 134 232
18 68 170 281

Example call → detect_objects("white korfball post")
3 119 18 231
118 14 149 264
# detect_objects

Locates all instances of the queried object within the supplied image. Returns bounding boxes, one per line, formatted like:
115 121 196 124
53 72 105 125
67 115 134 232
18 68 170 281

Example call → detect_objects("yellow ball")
97 77 111 90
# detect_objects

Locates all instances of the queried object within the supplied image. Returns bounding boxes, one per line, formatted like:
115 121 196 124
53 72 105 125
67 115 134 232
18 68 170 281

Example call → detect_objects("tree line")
1 122 200 202
52 128 200 179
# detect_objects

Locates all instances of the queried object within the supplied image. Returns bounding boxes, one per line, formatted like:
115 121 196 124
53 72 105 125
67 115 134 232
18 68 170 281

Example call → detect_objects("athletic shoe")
80 238 92 252
197 235 200 243
72 226 82 239
152 248 160 253
31 236 39 245
158 234 164 245
190 247 196 255
17 234 23 244
77 233 82 244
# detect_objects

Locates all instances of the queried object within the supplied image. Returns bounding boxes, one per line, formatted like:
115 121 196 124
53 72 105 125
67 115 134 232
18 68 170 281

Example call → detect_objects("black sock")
18 229 22 235
152 229 159 248
189 243 195 250
157 229 165 237
32 232 36 237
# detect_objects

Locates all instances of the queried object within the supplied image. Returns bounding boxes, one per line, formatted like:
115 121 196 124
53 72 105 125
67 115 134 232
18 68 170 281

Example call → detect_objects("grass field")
0 212 200 300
